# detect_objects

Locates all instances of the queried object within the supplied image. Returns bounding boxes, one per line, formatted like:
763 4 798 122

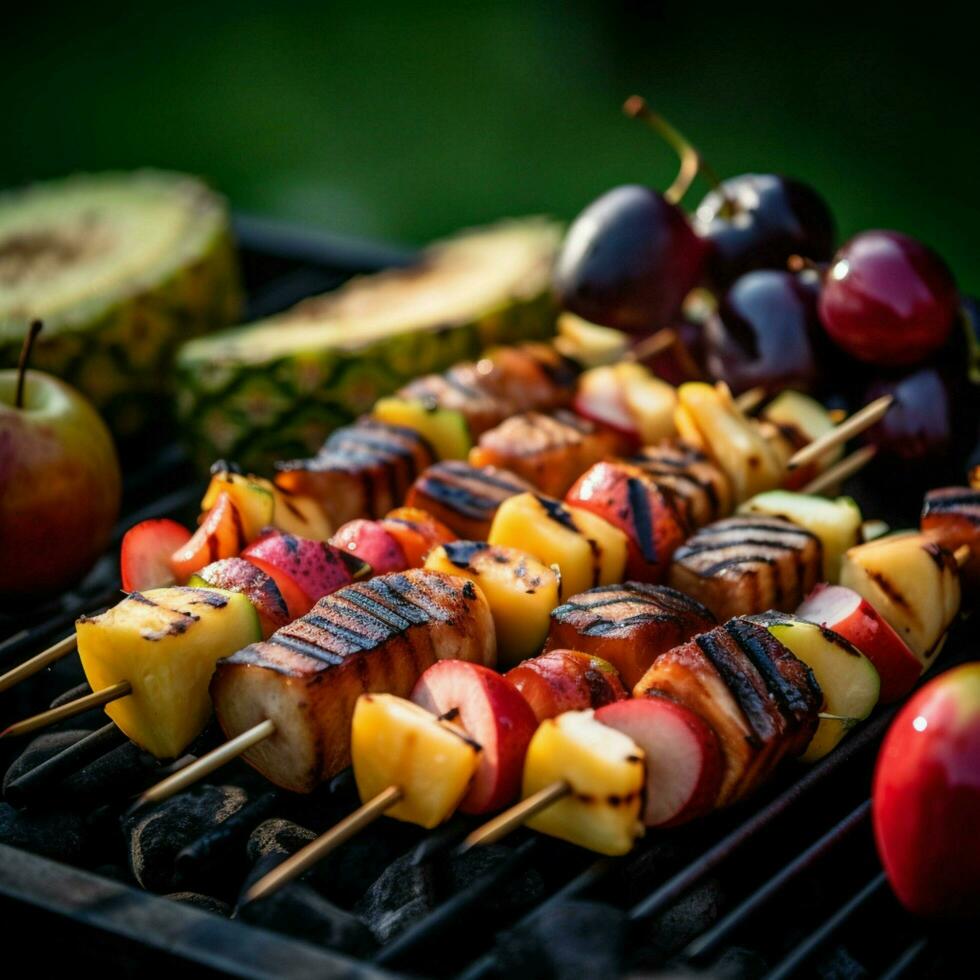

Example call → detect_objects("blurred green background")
4 1 978 292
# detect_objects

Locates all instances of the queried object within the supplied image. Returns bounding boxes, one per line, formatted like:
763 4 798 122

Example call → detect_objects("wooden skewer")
733 386 767 415
787 395 893 471
624 327 677 363
0 681 131 739
243 784 404 904
0 634 78 694
799 445 877 496
132 719 277 811
459 780 571 853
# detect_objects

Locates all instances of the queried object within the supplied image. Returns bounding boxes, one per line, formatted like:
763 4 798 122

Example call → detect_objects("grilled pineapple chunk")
839 533 961 665
616 363 677 443
739 490 862 581
374 397 471 461
76 587 260 758
675 382 784 503
523 710 644 855
425 542 559 667
351 694 481 828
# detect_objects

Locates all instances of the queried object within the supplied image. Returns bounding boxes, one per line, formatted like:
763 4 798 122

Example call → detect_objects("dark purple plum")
863 367 952 461
694 173 835 288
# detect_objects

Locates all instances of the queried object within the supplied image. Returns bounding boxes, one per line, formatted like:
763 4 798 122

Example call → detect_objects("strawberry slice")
596 698 723 827
411 660 538 814
120 518 192 592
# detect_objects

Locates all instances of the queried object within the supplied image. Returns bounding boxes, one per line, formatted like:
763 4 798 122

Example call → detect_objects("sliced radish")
596 697 723 827
120 518 192 592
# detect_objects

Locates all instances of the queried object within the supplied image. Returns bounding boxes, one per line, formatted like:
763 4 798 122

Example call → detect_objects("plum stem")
15 320 43 410
623 95 731 210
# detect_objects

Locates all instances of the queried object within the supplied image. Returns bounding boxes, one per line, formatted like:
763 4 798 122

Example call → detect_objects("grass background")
4 1 977 292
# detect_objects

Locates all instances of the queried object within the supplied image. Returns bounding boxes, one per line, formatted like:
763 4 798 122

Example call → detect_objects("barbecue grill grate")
0 220 972 979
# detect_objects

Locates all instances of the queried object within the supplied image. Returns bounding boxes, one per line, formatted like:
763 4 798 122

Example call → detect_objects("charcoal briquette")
246 817 317 863
444 844 545 915
353 849 437 942
3 729 92 795
166 891 233 917
0 802 88 863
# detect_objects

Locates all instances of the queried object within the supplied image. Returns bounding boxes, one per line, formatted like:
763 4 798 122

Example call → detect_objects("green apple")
0 325 121 597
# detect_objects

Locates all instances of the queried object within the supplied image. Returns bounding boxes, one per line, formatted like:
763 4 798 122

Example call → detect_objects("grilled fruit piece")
545 583 716 690
242 530 370 619
738 490 862 581
275 419 435 530
411 660 537 814
203 468 332 541
596 698 723 827
210 569 495 793
170 492 248 583
469 410 627 498
120 518 192 592
627 442 732 530
77 587 261 759
674 382 784 503
405 461 534 539
760 390 841 490
0 171 241 440
177 219 561 471
566 461 690 583
839 533 961 666
522 710 645 855
921 486 980 595
188 558 290 638
330 520 409 576
574 362 678 445
748 612 880 761
351 694 481 828
425 541 560 667
798 584 920 703
373 397 472 461
488 492 627 599
634 619 821 804
669 515 822 622
506 650 627 722
381 507 456 566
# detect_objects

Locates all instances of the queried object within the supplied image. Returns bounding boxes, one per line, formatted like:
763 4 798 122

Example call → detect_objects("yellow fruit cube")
77 587 261 758
523 709 645 855
615 363 677 444
425 542 559 668
488 492 627 599
351 694 481 828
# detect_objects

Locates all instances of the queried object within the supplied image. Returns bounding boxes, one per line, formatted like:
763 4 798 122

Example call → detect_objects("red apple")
872 663 980 917
188 557 290 638
330 519 408 575
505 649 627 722
410 659 538 814
381 506 456 567
120 518 192 592
572 365 640 442
596 697 723 826
0 324 121 597
797 584 922 703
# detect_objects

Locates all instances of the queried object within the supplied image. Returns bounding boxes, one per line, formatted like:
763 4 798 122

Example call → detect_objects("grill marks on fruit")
923 488 980 524
627 443 727 527
627 476 658 563
441 539 491 569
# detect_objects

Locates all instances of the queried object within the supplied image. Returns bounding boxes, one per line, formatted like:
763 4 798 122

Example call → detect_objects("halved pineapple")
351 694 481 828
675 382 784 503
424 542 560 667
839 533 961 665
76 586 261 758
487 492 627 598
523 709 645 855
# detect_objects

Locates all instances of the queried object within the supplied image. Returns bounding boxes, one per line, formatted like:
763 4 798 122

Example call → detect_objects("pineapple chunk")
523 710 645 855
76 587 261 758
556 312 629 367
351 694 481 828
374 397 472 460
425 542 559 668
675 382 784 503
762 391 842 467
839 532 961 666
615 363 677 444
488 492 627 599
738 490 862 581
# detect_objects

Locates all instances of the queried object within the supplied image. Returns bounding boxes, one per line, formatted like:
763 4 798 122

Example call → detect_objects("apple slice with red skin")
242 529 369 619
330 519 409 576
411 660 538 814
381 507 456 567
873 663 980 917
597 697 723 827
572 365 641 445
121 518 192 592
171 492 247 583
505 649 627 722
188 556 290 638
797 584 921 703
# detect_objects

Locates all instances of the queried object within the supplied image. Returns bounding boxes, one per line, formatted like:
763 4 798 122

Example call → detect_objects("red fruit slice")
505 649 627 722
596 698 723 827
243 529 369 619
188 557 290 638
797 584 922 703
573 365 640 440
120 518 192 592
411 660 538 814
330 519 408 575
170 493 247 584
381 507 456 567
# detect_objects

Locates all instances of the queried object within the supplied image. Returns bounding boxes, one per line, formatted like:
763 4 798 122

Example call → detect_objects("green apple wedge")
747 612 880 762
738 489 862 581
